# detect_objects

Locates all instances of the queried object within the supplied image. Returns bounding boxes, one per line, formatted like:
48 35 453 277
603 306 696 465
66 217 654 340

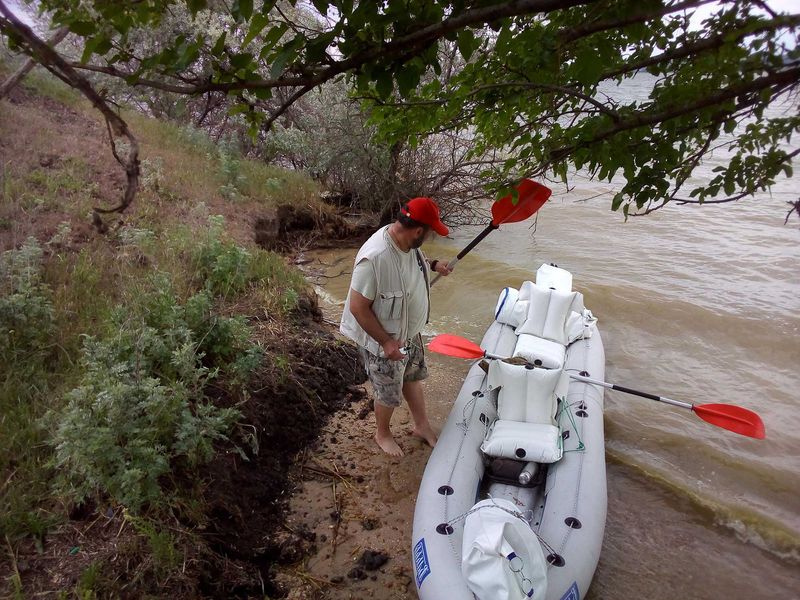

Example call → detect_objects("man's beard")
411 229 428 249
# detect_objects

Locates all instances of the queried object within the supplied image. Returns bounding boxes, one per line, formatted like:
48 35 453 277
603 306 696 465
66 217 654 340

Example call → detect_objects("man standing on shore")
340 197 453 456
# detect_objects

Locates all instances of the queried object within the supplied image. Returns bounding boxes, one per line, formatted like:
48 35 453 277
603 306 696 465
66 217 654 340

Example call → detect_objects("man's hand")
382 338 405 361
434 260 453 276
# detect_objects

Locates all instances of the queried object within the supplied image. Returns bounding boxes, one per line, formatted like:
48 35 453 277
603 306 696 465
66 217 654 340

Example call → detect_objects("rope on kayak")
558 397 585 453
456 391 491 436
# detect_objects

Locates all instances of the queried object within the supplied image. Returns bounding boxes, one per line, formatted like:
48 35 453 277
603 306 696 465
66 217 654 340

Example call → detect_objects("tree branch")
558 0 716 45
549 67 800 161
0 1 140 220
601 15 800 81
69 0 593 98
0 25 68 99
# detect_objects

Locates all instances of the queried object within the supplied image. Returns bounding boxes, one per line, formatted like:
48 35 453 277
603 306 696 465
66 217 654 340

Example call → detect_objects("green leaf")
304 31 335 63
212 32 227 57
69 20 97 36
374 70 393 100
187 0 207 16
228 104 250 116
571 46 601 86
229 52 254 70
269 39 302 79
457 30 477 61
395 64 420 98
233 0 253 22
81 34 111 63
243 13 269 46
174 41 201 71
312 0 329 14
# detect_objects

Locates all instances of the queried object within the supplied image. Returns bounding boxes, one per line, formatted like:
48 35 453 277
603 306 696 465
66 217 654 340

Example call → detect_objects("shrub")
49 276 249 513
0 238 55 376
216 139 247 201
190 215 252 296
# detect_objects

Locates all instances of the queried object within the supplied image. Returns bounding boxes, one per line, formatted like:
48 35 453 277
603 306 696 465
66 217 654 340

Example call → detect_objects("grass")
0 55 326 598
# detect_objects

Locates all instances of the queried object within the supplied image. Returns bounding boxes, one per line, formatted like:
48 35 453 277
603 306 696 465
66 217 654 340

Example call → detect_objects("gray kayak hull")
412 319 606 600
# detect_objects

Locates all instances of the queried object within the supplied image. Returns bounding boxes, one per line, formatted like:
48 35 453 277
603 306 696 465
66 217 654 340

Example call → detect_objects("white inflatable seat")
487 360 564 425
461 498 548 600
513 334 566 370
483 361 567 464
535 263 572 292
515 282 583 345
481 421 562 463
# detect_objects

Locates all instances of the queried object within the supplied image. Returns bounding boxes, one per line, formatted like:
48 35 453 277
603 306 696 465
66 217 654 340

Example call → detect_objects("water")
311 74 799 598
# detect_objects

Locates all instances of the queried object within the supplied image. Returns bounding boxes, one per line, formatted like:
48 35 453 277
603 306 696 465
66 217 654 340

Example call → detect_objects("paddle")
430 179 551 287
427 334 766 440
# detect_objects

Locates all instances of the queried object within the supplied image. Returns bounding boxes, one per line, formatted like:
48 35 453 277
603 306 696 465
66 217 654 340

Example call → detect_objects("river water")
310 75 799 599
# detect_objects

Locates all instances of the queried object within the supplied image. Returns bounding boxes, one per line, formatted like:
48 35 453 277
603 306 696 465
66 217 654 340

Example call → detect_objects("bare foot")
411 426 438 448
375 432 404 457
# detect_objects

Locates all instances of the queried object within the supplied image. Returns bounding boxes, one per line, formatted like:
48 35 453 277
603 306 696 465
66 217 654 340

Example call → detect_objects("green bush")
190 216 252 296
0 238 55 376
0 239 59 540
216 139 247 201
49 276 250 513
51 333 238 512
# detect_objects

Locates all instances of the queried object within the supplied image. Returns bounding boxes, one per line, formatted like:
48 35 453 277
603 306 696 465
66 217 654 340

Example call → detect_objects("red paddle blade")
693 403 766 439
428 334 485 359
491 179 552 226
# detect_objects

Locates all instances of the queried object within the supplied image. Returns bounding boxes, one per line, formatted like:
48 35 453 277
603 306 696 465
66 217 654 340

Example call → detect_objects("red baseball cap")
400 197 449 236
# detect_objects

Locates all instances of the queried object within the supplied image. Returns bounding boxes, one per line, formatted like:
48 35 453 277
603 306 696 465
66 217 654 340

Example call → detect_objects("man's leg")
374 401 403 457
404 380 437 448
361 348 405 457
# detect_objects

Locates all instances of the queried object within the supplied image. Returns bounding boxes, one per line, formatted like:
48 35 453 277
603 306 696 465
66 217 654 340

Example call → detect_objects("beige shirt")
351 233 429 341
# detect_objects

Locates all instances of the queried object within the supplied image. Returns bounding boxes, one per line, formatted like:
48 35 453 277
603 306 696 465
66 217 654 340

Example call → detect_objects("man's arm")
349 290 405 360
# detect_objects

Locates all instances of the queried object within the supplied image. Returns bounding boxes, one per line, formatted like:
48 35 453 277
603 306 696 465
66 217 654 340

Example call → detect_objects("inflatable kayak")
413 264 606 600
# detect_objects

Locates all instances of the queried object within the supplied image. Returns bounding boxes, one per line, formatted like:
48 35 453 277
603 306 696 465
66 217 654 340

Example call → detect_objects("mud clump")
347 550 390 581
359 549 390 570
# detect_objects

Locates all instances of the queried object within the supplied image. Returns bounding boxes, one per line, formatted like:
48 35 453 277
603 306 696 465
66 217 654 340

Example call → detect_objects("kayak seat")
494 279 590 346
513 334 566 370
515 281 582 345
480 360 567 464
481 420 562 463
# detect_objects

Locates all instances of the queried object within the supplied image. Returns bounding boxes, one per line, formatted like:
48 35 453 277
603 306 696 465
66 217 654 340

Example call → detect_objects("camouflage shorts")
360 335 428 408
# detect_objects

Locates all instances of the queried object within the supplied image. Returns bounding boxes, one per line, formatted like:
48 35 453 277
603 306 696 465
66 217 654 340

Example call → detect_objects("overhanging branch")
0 1 140 219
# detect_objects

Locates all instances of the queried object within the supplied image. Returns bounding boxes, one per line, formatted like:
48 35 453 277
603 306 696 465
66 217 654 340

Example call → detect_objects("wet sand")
275 374 452 599
275 258 460 598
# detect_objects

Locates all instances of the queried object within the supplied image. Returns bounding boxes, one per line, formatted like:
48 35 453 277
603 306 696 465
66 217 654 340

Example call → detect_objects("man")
340 197 453 457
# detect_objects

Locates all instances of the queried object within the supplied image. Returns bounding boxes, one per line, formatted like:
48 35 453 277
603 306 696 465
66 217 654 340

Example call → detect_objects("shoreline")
274 258 455 599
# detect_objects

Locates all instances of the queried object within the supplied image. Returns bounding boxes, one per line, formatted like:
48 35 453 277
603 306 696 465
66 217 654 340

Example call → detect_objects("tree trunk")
378 141 405 225
0 26 68 100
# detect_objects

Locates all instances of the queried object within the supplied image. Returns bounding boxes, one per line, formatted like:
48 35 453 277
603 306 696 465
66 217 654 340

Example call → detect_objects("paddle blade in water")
491 179 552 226
693 403 766 439
428 334 485 359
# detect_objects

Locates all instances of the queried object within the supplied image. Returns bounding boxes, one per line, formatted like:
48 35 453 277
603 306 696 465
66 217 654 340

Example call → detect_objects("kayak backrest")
515 282 581 345
487 360 566 425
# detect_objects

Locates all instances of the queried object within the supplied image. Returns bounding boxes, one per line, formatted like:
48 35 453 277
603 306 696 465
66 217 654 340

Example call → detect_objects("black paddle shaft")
611 383 662 402
456 223 498 260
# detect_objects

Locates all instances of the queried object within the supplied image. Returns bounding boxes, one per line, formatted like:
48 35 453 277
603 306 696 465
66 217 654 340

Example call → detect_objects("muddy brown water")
298 181 799 599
